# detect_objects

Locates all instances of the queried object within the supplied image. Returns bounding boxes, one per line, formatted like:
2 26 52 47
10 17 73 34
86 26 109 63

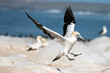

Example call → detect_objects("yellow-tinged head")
41 38 47 42
71 31 84 40
36 36 42 40
71 31 80 36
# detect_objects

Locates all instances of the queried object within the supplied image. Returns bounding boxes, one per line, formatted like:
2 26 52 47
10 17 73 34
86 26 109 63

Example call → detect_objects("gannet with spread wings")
25 6 84 62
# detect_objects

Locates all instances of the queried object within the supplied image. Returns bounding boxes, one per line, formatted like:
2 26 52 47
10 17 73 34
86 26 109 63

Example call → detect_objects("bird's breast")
63 37 77 50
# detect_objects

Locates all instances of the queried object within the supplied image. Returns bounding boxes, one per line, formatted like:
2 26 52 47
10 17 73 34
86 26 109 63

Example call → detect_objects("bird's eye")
76 34 79 37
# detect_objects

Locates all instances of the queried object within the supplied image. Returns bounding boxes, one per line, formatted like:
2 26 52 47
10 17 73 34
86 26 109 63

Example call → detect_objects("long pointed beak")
79 35 84 40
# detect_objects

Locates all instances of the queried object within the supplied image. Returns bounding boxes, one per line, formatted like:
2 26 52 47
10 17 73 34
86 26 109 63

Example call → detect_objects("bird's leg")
64 49 74 61
71 53 82 57
66 55 74 61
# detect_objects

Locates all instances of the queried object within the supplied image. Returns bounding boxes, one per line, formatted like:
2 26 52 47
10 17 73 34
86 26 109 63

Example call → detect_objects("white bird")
25 6 84 62
99 26 107 35
41 38 48 47
27 36 42 51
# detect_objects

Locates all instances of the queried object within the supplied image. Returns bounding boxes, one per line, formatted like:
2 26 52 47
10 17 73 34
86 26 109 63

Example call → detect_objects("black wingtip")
66 6 71 11
24 10 33 21
64 6 76 24
25 10 56 39
24 10 29 17
24 10 43 28
69 6 71 8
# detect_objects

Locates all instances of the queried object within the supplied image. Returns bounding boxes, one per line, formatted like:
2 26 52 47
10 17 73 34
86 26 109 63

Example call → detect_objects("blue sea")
0 9 110 40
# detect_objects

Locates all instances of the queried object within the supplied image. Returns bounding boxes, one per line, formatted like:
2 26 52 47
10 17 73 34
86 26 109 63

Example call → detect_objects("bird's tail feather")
52 55 61 62
27 47 36 51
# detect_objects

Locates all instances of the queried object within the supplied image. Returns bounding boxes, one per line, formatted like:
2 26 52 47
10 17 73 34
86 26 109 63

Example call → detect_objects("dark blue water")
0 9 110 39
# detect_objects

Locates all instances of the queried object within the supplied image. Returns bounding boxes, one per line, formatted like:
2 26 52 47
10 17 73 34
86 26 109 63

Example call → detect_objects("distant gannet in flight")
99 26 107 35
25 6 84 61
27 36 42 51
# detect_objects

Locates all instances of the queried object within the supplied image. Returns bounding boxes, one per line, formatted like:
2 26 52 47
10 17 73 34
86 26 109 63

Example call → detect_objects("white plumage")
52 31 83 61
27 36 43 51
64 23 75 37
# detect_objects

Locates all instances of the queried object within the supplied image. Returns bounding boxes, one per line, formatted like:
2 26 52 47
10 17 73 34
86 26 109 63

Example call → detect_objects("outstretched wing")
63 6 76 37
25 11 65 43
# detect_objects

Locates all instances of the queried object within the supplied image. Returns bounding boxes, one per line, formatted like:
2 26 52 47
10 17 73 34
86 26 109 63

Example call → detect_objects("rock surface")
0 35 110 73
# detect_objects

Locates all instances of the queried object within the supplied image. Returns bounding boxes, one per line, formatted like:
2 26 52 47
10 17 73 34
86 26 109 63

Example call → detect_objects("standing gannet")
63 6 76 37
41 38 48 47
99 26 107 35
25 7 84 61
27 36 42 51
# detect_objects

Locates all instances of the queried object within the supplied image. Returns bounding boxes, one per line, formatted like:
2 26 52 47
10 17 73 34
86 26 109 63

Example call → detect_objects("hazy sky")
53 0 110 3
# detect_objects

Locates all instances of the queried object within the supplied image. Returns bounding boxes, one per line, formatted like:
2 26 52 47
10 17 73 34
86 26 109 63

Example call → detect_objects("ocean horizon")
0 1 110 40
0 8 110 40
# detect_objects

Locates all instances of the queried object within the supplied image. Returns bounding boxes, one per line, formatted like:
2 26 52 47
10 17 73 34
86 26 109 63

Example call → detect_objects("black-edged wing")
25 11 65 43
63 6 76 37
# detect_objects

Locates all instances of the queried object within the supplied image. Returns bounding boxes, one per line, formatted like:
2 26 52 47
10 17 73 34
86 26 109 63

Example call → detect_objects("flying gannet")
99 26 107 35
25 6 84 62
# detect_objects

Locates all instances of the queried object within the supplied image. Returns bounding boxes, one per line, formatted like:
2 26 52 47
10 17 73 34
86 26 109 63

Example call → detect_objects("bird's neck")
37 38 41 42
